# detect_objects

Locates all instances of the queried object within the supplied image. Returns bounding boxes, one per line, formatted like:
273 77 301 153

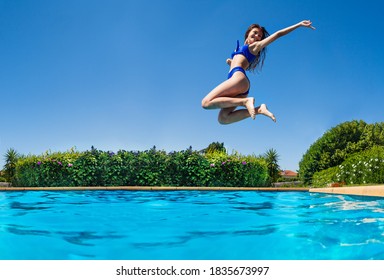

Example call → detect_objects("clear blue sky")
1 0 383 171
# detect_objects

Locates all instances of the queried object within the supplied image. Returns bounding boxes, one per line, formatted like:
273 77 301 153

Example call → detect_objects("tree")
205 142 227 155
4 148 20 183
263 148 280 182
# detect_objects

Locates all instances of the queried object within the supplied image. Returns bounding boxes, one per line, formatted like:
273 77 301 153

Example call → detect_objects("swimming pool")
1 190 383 260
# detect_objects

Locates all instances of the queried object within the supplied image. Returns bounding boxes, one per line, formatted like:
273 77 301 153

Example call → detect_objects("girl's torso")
230 41 257 71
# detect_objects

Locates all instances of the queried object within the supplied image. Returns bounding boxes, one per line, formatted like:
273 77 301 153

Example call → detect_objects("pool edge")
2 185 384 197
310 185 384 197
0 186 309 191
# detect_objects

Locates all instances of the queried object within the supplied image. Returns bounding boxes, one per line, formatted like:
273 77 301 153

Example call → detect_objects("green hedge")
312 166 339 188
299 120 384 184
312 145 384 187
12 147 270 187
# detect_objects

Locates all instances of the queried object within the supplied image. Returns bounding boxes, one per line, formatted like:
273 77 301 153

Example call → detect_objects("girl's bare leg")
218 107 250 124
202 72 255 118
256 104 276 122
208 96 255 119
218 103 276 125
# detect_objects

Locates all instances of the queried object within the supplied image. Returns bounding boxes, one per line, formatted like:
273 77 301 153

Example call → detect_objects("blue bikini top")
231 40 256 64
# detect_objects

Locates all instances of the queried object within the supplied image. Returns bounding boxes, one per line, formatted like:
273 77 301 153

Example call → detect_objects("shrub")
206 151 269 187
12 147 270 187
336 146 384 185
312 145 384 187
14 149 80 187
299 120 384 184
69 148 116 186
131 147 170 186
312 166 340 188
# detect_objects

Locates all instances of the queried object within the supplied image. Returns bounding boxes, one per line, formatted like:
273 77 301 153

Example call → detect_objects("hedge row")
13 147 270 187
299 120 384 184
312 145 384 187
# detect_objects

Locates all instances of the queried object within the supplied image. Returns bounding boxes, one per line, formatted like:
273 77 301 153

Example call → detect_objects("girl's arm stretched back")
250 20 315 54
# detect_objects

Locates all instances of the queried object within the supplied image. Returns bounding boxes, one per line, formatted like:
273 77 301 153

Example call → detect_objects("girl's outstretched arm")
250 20 315 54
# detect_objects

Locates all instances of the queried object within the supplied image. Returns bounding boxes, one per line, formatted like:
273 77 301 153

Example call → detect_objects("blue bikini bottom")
227 67 249 96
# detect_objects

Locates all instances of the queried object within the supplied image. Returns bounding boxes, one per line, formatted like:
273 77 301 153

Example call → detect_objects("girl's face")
246 27 263 44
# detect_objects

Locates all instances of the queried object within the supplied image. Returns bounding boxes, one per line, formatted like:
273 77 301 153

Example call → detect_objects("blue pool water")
0 190 384 260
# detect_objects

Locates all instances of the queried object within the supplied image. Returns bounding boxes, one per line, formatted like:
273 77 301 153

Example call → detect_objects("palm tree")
263 148 281 182
4 148 19 183
205 142 227 155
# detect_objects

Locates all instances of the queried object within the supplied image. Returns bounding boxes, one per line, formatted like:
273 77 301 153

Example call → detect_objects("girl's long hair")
245 24 269 72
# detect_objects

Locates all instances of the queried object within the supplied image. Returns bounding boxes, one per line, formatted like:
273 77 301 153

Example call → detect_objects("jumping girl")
201 20 315 124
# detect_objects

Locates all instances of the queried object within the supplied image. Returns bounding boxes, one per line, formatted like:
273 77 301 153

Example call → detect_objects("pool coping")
309 185 384 197
1 185 384 197
0 186 309 191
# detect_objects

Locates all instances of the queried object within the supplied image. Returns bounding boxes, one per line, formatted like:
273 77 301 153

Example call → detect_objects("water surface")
1 190 383 259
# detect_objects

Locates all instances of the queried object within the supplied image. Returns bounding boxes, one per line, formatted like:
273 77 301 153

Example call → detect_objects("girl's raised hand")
301 20 315 30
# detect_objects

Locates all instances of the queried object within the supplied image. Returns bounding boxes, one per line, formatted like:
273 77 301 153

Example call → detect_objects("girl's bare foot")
244 97 256 120
257 104 276 122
